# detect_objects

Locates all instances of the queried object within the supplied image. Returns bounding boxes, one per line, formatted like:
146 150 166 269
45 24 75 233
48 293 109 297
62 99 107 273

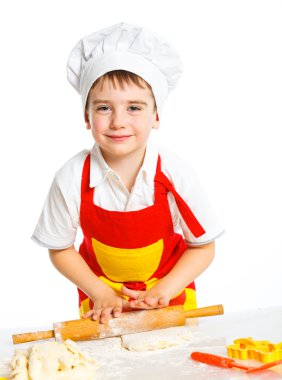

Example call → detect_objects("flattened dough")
10 339 98 380
121 326 189 351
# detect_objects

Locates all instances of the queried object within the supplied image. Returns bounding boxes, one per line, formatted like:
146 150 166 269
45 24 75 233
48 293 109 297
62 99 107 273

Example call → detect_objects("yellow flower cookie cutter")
227 337 282 363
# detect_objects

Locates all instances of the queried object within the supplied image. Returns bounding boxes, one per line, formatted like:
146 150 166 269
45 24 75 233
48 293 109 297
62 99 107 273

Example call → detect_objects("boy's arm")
49 246 128 322
122 242 215 308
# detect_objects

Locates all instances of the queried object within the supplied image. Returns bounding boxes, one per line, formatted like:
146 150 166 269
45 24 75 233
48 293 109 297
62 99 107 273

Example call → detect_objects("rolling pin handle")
12 330 55 344
184 304 224 319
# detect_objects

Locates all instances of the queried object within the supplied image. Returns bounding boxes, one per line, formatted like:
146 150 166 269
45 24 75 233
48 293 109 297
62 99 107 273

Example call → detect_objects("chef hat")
66 22 182 116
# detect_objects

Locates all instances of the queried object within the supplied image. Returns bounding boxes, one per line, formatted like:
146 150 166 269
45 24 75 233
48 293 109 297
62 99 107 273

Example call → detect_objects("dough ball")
121 326 189 351
10 339 98 380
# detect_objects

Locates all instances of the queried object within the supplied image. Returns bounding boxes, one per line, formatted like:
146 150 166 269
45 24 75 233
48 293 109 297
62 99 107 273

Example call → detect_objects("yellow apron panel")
79 298 90 317
92 237 164 282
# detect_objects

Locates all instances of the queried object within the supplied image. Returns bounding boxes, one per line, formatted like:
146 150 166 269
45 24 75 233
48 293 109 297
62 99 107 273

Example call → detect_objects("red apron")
78 154 205 316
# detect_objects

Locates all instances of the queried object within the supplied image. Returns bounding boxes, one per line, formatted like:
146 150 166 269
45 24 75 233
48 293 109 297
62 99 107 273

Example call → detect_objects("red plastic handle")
191 352 236 368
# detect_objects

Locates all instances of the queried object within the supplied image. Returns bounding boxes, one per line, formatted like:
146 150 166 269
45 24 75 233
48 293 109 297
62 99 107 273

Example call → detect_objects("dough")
121 326 189 351
10 339 98 380
10 350 29 380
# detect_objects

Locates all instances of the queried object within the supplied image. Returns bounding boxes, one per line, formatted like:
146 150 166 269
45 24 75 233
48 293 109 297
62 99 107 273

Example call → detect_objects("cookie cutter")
227 337 282 363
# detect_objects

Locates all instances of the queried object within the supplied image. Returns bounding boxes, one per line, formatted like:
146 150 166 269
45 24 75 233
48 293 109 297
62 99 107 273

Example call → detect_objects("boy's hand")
121 285 170 309
82 287 128 323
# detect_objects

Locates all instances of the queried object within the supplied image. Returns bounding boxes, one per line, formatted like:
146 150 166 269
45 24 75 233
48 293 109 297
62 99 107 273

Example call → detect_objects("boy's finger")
112 306 122 317
129 299 141 306
100 307 112 323
158 297 169 306
121 285 139 299
121 298 131 310
92 308 102 321
82 310 94 318
130 299 148 308
144 297 157 306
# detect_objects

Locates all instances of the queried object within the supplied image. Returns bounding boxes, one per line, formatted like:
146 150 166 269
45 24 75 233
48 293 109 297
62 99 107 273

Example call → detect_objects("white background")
0 0 281 328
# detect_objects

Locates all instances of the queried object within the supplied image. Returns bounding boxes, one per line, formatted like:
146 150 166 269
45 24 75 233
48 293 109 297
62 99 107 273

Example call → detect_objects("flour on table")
121 326 189 351
78 337 122 353
10 339 98 380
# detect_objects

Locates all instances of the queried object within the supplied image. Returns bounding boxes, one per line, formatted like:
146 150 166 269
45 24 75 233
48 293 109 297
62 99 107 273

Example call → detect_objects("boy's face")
85 78 159 161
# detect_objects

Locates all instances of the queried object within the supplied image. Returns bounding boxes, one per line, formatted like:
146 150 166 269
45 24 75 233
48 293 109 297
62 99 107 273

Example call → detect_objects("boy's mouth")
106 135 132 142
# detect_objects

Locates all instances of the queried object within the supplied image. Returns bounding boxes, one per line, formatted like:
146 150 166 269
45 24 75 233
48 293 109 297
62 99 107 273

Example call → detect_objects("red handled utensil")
247 360 282 374
191 352 250 370
191 352 282 373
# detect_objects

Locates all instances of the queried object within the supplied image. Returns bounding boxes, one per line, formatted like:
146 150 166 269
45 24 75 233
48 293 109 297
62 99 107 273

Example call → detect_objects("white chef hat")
66 22 182 116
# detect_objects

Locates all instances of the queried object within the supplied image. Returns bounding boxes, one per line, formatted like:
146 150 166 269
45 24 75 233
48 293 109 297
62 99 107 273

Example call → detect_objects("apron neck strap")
154 155 205 238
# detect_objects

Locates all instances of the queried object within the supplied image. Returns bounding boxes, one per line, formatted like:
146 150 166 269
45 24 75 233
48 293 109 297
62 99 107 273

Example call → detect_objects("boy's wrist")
152 276 187 301
149 282 174 301
88 278 114 301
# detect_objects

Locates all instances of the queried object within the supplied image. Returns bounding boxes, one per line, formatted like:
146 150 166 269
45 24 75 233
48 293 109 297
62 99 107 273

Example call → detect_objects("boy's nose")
110 110 127 129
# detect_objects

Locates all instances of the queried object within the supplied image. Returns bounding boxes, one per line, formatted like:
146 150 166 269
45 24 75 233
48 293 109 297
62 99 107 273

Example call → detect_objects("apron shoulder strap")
81 153 94 204
154 155 206 238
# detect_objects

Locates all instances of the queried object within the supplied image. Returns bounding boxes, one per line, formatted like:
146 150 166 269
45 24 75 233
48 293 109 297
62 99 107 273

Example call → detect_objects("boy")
32 23 224 324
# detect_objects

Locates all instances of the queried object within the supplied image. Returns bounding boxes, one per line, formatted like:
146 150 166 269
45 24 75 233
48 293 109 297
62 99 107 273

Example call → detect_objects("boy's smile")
105 134 133 143
85 78 159 163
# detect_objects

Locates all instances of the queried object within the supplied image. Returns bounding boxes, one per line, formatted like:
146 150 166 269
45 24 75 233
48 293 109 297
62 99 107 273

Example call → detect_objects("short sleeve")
31 150 88 250
161 149 225 245
31 177 78 249
178 174 224 245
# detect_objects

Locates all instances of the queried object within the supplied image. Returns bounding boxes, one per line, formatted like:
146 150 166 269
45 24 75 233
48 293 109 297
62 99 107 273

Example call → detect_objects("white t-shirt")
32 143 224 249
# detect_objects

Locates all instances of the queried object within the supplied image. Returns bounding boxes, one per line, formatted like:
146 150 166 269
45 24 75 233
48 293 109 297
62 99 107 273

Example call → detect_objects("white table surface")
1 306 282 379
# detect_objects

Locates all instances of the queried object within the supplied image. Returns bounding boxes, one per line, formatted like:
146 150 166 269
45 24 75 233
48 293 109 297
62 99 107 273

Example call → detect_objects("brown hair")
86 70 156 110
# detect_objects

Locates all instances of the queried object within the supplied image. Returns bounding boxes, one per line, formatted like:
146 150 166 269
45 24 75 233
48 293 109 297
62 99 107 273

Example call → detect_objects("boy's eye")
97 106 111 111
129 106 141 111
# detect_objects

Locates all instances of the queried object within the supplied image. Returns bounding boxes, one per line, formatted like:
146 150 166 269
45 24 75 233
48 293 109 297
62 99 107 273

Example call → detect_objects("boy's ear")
152 112 160 129
84 110 91 130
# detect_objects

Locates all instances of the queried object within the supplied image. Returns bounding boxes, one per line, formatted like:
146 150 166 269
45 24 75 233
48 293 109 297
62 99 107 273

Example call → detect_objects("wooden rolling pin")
13 304 223 344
